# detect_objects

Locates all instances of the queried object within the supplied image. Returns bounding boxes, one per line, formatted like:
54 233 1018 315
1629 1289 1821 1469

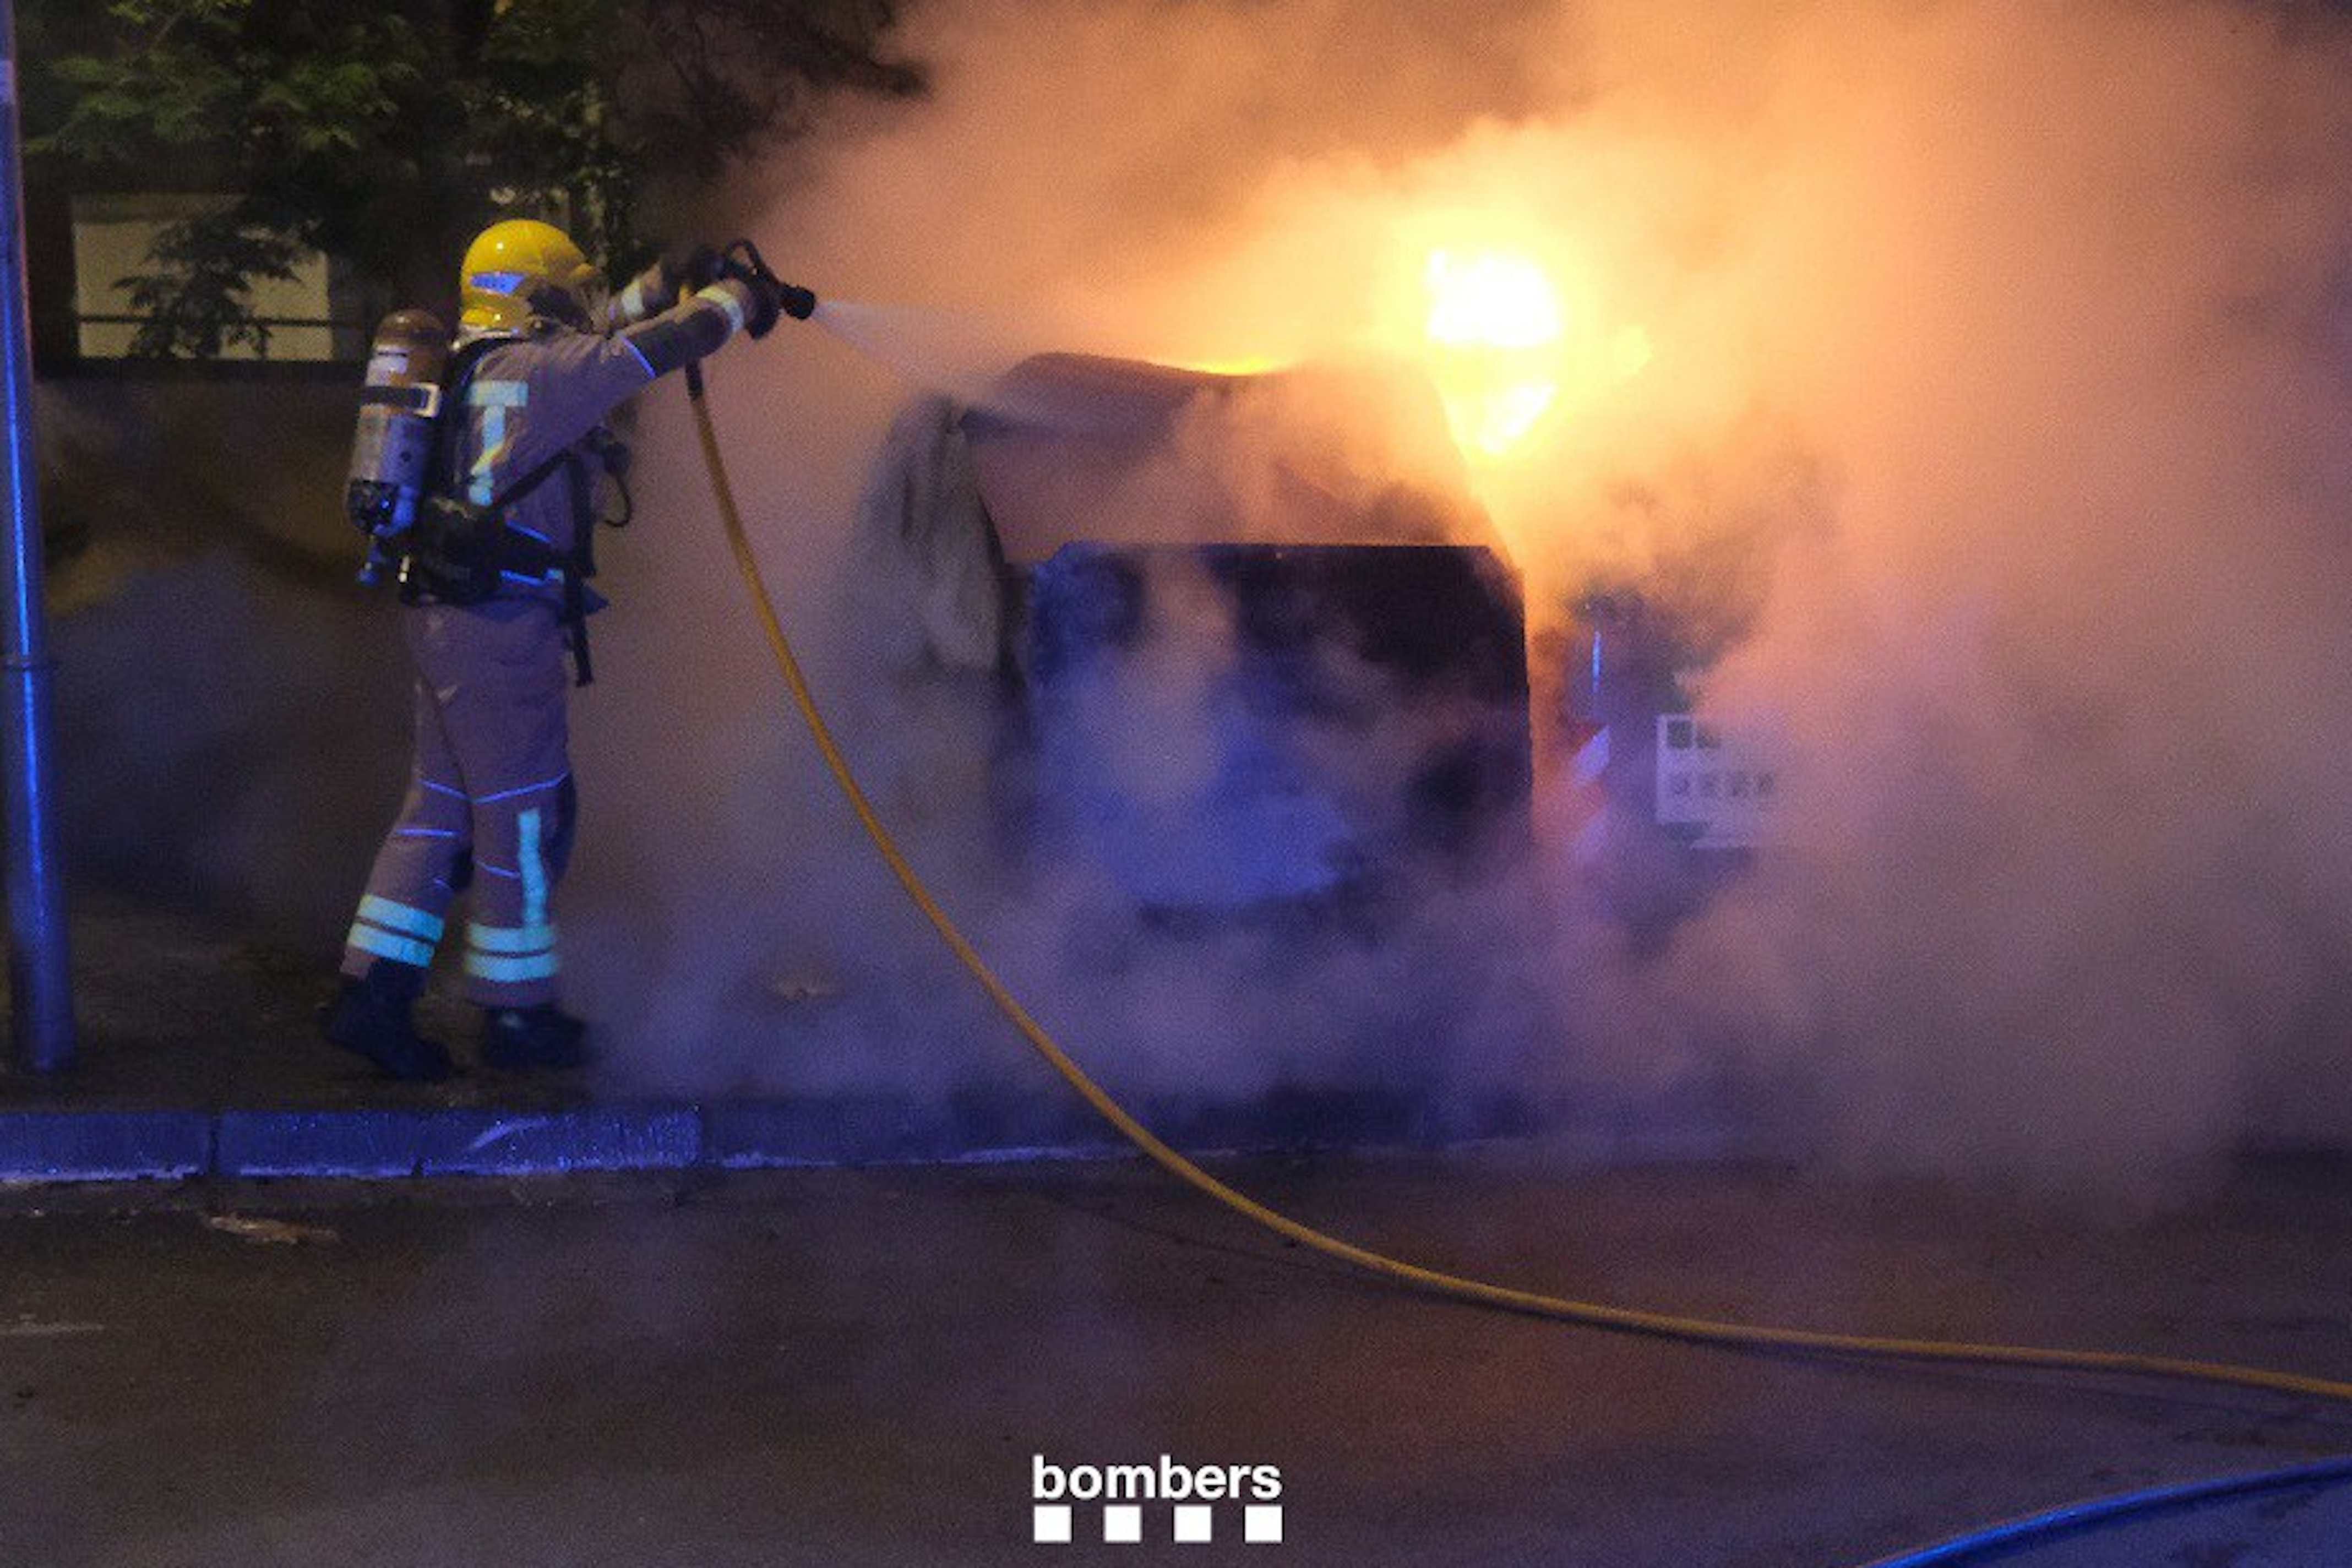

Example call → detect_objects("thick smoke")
547 0 2352 1191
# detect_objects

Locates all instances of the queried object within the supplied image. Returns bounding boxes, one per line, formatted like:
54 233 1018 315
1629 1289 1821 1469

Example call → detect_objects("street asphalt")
3 1155 2350 1567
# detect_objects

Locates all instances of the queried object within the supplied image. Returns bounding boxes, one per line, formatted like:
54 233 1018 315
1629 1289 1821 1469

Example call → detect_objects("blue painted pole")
0 0 74 1074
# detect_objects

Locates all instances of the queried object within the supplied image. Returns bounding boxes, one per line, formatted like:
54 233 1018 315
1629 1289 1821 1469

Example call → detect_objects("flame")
1157 240 1648 467
1425 249 1565 351
1421 246 1566 459
1177 353 1293 377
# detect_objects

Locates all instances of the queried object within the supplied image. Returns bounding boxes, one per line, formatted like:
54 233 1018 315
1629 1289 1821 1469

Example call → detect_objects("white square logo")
1245 1505 1284 1544
1033 1504 1072 1544
1173 1504 1213 1543
1103 1504 1142 1544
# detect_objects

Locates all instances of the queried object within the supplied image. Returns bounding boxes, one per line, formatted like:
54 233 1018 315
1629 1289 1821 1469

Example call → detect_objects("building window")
68 193 361 363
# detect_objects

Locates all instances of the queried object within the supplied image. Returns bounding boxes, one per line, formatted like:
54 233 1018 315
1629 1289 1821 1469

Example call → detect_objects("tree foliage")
26 0 921 357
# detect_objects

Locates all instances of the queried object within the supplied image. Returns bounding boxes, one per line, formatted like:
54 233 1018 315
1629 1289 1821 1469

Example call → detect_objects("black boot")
319 962 454 1082
481 1003 591 1071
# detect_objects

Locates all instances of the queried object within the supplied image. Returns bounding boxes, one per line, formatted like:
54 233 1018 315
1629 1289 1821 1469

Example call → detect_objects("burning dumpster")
861 352 1532 918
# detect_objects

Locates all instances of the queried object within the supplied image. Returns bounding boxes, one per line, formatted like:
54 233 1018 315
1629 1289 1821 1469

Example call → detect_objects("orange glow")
1419 246 1566 459
1425 249 1564 351
1156 238 1650 470
1175 354 1294 377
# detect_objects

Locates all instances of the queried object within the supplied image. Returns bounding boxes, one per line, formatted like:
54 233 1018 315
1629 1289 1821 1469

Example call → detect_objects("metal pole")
0 0 73 1074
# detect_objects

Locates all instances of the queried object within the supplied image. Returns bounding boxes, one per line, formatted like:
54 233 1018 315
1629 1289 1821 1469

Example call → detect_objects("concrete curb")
0 1110 214 1183
0 1086 1793 1187
0 1092 1452 1185
213 1106 707 1180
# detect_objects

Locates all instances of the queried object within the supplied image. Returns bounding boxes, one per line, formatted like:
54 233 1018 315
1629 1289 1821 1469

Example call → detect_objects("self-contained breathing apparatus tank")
346 309 451 583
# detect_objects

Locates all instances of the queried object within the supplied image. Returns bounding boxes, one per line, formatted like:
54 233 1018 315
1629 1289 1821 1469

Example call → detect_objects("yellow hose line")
688 379 2352 1408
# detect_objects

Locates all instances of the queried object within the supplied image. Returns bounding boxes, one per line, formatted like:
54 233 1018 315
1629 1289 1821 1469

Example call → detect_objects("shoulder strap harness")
397 337 607 687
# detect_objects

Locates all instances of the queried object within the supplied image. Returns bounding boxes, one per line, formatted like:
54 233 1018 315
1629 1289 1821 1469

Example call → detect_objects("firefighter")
323 217 812 1080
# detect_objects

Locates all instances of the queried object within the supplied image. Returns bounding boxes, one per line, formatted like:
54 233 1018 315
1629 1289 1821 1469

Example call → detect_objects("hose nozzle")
722 238 818 325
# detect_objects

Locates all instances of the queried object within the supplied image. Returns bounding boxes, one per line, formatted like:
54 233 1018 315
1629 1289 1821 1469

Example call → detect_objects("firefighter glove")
731 276 783 340
662 241 727 294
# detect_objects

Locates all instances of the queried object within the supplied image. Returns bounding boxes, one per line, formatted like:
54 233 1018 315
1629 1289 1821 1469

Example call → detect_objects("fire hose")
679 362 2352 1415
1850 1456 2352 1566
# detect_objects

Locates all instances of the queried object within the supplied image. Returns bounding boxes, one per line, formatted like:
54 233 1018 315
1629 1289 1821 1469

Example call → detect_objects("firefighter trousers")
340 598 576 1008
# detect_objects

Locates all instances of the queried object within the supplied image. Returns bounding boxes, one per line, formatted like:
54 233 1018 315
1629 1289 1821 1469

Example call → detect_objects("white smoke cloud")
554 0 2352 1194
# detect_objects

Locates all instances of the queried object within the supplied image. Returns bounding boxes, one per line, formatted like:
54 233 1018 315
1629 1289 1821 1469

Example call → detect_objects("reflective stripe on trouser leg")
464 899 559 994
460 798 566 1005
519 808 548 928
462 803 564 1004
341 674 470 981
410 601 574 1006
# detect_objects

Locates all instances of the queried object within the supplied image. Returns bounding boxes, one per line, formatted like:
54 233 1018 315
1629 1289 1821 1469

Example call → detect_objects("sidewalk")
0 893 1574 1184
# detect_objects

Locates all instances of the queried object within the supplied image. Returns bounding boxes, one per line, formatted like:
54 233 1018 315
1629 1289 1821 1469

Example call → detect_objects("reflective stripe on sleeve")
695 283 748 336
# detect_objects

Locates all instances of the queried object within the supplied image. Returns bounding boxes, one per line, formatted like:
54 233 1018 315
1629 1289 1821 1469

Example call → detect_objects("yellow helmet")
458 219 604 333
